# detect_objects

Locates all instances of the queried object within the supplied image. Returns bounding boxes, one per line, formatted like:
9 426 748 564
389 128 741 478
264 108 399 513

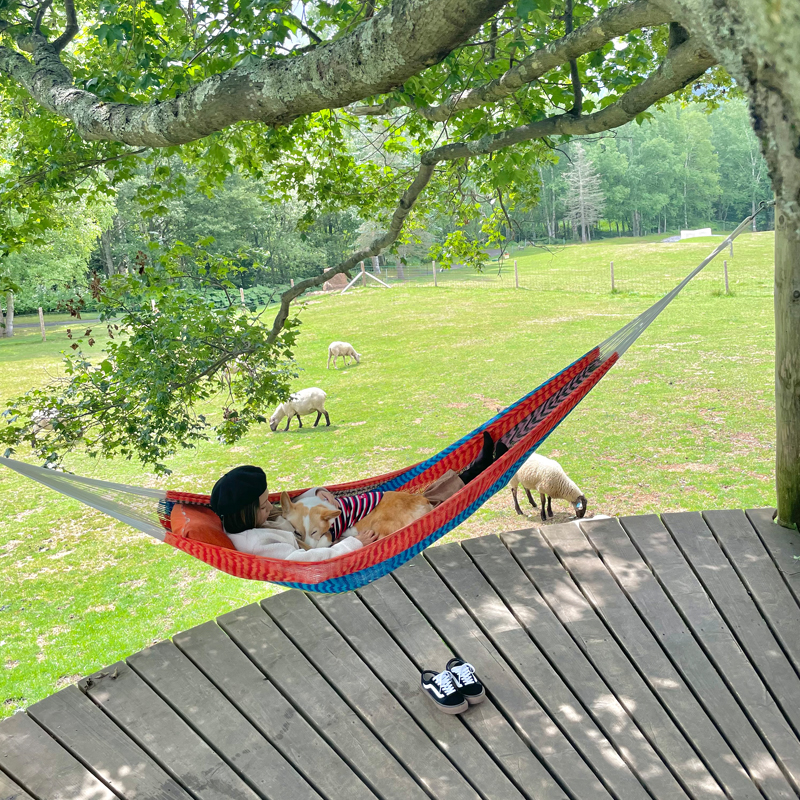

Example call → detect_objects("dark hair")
222 500 259 534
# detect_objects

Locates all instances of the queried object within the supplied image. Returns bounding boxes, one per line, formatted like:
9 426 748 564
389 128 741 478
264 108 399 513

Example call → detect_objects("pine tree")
565 144 605 243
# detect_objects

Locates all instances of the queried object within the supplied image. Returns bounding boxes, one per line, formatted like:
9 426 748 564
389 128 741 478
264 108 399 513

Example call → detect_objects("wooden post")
433 261 437 287
239 287 245 304
514 259 519 288
729 239 734 258
290 278 294 288
775 204 800 530
38 307 46 342
610 261 615 292
723 260 730 295
360 261 367 287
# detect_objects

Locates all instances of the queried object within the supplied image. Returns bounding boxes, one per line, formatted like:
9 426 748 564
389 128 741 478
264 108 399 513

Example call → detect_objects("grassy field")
0 232 778 718
381 231 775 296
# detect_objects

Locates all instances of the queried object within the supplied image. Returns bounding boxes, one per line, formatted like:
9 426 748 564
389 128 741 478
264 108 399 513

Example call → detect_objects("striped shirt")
330 491 384 541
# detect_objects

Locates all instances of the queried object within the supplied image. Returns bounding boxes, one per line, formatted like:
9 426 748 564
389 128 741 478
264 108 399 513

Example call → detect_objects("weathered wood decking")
2 509 800 800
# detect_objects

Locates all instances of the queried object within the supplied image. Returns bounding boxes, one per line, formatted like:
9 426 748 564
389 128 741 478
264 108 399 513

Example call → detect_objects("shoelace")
451 662 478 686
432 670 458 695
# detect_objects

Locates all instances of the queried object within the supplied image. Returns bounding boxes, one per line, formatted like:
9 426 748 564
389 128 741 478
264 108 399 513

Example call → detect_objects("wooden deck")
2 509 800 800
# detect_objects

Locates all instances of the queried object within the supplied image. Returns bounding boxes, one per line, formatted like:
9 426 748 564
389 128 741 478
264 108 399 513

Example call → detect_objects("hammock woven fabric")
0 209 765 593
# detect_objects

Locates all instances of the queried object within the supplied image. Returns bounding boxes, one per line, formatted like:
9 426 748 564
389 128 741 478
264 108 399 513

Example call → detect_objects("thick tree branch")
0 0 508 147
422 37 715 163
350 0 672 120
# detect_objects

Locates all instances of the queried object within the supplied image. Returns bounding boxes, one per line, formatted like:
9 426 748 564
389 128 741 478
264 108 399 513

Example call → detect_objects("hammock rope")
0 206 770 593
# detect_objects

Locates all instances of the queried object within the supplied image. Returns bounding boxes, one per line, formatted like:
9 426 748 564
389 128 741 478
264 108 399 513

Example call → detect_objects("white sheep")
327 341 361 369
509 453 587 522
269 387 330 432
31 409 58 435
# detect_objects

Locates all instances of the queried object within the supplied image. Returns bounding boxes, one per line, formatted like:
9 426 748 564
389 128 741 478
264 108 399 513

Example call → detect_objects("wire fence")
343 232 774 298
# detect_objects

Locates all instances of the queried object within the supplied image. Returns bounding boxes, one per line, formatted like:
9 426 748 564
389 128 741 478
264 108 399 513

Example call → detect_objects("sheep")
327 341 361 369
31 409 59 435
509 453 587 522
269 387 330 432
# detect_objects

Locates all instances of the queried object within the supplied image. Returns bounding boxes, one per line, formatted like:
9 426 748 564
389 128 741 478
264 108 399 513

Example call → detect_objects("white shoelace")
433 670 458 695
451 662 477 686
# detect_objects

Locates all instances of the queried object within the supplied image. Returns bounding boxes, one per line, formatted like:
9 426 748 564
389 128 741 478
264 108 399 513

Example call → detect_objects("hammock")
0 209 767 593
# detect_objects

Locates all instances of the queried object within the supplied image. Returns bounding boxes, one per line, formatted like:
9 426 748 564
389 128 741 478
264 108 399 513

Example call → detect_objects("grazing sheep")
270 388 330 432
327 341 361 369
32 409 58 435
509 453 587 522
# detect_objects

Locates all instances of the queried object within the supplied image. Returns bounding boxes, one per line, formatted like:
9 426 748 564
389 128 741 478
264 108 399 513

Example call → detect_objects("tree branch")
0 0 509 147
266 162 436 343
421 36 715 163
32 0 52 34
51 0 77 52
350 0 673 120
564 0 582 116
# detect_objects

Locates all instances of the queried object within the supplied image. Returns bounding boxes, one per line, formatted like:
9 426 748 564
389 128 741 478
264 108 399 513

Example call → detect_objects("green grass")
0 233 778 718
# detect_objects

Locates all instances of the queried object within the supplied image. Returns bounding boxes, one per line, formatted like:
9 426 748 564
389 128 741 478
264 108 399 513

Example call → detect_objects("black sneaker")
421 669 469 714
446 658 485 704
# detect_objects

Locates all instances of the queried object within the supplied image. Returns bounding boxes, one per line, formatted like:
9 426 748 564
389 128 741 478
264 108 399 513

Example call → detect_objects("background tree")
565 143 605 243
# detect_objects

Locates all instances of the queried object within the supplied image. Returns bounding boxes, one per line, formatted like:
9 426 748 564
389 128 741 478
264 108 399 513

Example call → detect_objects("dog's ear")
320 508 341 522
280 491 294 516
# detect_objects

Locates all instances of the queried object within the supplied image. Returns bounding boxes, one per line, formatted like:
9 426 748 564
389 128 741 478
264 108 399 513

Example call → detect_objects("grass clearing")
0 233 777 717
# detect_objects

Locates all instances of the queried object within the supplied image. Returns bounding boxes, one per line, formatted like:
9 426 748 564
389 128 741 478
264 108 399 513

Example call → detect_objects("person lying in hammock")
209 432 506 562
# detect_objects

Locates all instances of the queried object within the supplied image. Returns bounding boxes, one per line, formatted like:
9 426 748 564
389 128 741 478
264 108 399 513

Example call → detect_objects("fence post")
514 259 519 288
239 287 245 305
433 261 437 287
610 261 615 292
729 239 734 258
724 260 730 295
290 278 295 288
360 261 367 287
38 307 46 342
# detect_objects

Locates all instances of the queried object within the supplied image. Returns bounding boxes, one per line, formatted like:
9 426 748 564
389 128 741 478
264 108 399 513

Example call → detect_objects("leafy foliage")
1 241 299 472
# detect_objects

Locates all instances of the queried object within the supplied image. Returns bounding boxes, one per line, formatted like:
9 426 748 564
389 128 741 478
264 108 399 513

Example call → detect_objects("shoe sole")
465 689 486 705
425 695 469 714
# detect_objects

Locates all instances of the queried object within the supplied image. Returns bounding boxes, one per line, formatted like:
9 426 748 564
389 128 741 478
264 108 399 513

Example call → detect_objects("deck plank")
217 602 428 800
264 590 480 800
0 769 34 800
26 684 190 800
548 517 793 800
311 589 525 800
358 575 565 800
80 660 262 800
627 512 800 794
463 532 724 800
392 554 613 800
746 509 800 604
0 711 117 800
704 510 800 675
127 639 321 800
426 540 655 800
173 620 376 800
663 511 800 736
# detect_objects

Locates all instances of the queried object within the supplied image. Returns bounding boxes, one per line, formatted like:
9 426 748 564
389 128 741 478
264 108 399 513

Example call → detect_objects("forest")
1 98 772 316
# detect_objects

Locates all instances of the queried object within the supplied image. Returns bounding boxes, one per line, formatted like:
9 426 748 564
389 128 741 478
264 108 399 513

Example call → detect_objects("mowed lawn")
0 233 777 717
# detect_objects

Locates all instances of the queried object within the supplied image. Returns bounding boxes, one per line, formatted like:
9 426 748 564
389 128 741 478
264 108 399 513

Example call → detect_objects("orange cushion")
170 504 237 550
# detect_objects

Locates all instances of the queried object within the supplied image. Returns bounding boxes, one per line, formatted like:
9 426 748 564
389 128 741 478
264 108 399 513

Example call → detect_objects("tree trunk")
775 204 800 529
752 198 757 233
5 291 14 337
371 255 381 274
101 229 115 276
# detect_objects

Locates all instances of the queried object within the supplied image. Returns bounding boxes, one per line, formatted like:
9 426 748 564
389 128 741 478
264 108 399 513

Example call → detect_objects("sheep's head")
269 404 285 432
573 495 588 518
354 352 361 363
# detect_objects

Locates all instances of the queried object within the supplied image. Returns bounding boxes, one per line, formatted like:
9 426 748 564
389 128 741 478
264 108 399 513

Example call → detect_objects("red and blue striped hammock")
0 211 762 593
